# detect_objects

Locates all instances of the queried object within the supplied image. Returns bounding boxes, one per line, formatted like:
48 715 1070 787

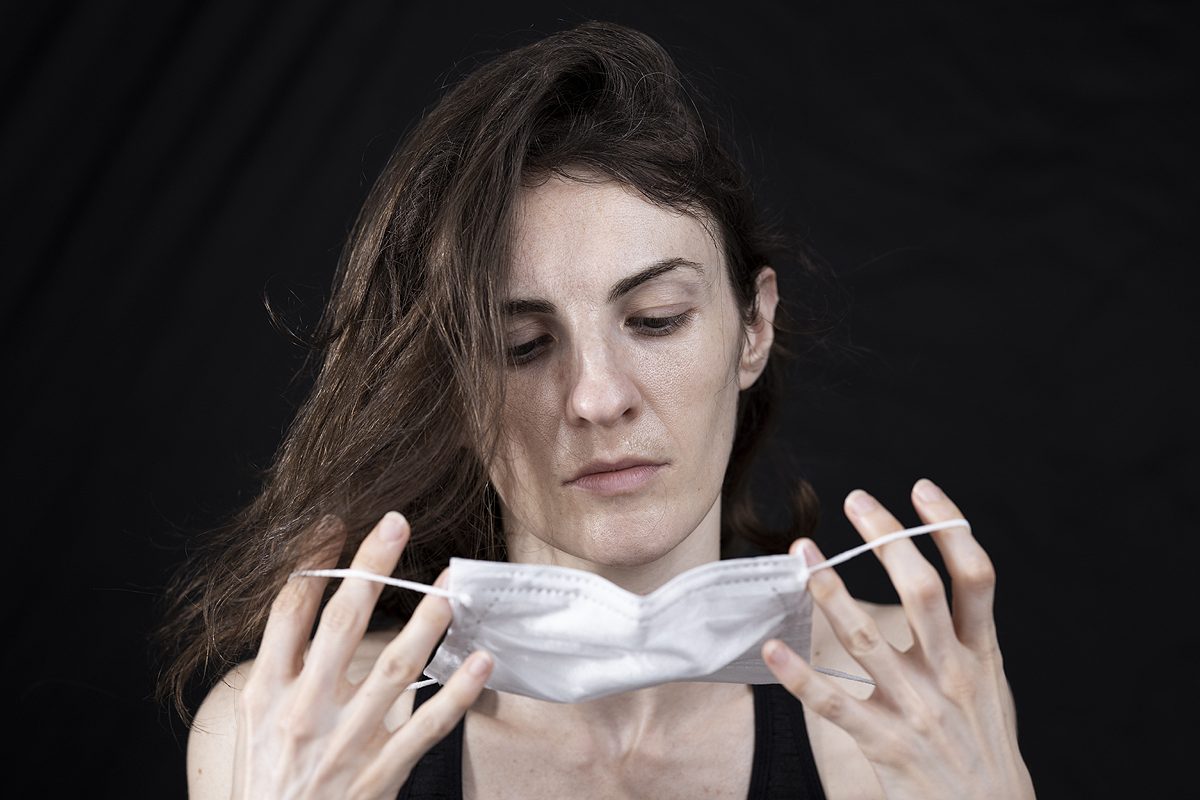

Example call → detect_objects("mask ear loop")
796 517 971 686
287 568 474 692
288 568 474 607
804 518 971 575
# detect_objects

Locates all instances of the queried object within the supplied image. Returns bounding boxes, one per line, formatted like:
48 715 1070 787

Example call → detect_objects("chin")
585 540 680 569
503 492 723 576
567 514 703 570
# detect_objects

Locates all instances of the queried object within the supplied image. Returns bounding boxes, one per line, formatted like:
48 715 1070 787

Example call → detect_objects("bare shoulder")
186 630 408 800
188 660 249 800
804 600 911 800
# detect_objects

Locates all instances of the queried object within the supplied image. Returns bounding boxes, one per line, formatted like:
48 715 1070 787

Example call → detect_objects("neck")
473 680 750 755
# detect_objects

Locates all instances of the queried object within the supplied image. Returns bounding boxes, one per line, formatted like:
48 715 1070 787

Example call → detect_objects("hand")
231 512 493 800
763 479 1035 800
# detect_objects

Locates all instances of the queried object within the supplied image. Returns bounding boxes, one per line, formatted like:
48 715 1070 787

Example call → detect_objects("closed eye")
507 312 693 366
508 334 552 365
628 312 693 336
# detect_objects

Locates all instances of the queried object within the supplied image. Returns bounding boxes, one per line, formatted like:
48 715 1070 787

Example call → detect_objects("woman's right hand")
193 511 493 800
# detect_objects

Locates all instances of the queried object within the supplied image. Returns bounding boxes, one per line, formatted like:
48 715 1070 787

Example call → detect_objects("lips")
566 458 667 495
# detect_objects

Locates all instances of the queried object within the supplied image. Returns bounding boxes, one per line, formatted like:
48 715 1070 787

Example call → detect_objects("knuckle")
939 665 977 703
407 705 455 745
235 681 269 718
958 553 997 591
940 671 979 705
844 621 885 659
904 704 937 739
375 652 422 685
319 598 362 634
274 704 319 741
870 726 915 766
812 688 847 721
906 568 945 609
271 585 306 617
806 570 840 604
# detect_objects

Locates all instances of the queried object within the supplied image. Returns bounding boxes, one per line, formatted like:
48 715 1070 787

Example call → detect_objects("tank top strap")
396 683 464 800
749 683 828 800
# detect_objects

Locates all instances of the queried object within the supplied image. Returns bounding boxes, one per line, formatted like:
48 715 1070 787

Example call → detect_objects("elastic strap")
803 518 971 576
286 567 472 606
812 667 876 685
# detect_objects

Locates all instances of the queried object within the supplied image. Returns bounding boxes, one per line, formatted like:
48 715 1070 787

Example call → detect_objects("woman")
164 22 1034 799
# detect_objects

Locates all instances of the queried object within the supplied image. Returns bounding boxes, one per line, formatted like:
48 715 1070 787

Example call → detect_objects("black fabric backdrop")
2 1 1195 796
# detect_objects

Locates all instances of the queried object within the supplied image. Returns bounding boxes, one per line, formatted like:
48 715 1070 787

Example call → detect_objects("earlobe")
738 268 778 390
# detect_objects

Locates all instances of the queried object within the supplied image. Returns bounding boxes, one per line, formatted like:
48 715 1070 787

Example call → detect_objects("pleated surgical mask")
294 518 968 704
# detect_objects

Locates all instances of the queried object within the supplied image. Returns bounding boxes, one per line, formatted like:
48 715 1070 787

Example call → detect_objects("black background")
3 1 1195 796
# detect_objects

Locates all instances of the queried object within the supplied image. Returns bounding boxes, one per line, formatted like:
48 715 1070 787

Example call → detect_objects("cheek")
491 373 559 485
642 332 742 457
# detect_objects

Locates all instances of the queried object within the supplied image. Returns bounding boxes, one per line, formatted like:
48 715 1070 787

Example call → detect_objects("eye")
628 312 693 336
507 334 552 365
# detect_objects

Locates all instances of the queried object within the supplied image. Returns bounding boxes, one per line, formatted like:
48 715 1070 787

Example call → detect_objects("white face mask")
294 518 968 704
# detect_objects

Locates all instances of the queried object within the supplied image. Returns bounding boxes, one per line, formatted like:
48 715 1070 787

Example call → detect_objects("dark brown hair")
158 21 825 718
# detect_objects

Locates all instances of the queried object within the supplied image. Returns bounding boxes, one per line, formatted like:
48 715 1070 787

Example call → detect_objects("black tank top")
398 683 826 799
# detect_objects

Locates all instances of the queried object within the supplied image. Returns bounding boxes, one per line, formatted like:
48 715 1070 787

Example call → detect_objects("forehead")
509 176 724 296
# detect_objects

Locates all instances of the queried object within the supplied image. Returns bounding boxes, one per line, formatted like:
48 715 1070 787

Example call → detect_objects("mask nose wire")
287 568 474 607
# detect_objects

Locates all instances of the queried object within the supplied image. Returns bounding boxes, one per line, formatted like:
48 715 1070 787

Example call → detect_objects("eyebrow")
503 298 557 316
606 257 704 304
502 257 706 317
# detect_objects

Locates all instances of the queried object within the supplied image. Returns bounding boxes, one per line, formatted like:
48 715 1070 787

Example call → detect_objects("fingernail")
848 490 878 516
763 640 792 668
802 540 824 567
379 511 407 542
434 569 450 589
467 651 493 677
914 479 944 503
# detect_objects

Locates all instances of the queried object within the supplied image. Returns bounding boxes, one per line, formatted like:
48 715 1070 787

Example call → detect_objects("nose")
565 336 641 427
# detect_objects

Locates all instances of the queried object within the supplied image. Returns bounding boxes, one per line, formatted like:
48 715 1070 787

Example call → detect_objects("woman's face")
492 175 776 590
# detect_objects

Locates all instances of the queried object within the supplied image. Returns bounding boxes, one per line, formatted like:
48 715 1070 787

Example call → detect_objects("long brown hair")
158 21 827 719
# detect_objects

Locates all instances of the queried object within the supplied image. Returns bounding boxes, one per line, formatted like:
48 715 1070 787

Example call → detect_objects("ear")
738 267 778 390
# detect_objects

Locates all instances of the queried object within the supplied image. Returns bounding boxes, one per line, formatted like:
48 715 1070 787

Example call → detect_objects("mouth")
565 459 667 495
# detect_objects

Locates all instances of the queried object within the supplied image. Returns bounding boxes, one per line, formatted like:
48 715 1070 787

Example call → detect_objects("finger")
379 650 493 777
844 490 956 656
302 512 409 689
344 570 458 730
763 638 877 740
799 538 908 687
256 519 345 680
911 479 998 651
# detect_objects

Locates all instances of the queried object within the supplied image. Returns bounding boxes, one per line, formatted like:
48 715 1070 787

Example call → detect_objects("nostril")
566 362 640 426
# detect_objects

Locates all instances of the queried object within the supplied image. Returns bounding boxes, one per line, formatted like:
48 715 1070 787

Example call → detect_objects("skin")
187 177 1034 800
768 489 1035 799
492 176 768 592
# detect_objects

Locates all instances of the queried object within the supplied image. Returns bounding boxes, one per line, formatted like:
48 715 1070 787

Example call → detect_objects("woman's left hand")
764 479 1035 800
